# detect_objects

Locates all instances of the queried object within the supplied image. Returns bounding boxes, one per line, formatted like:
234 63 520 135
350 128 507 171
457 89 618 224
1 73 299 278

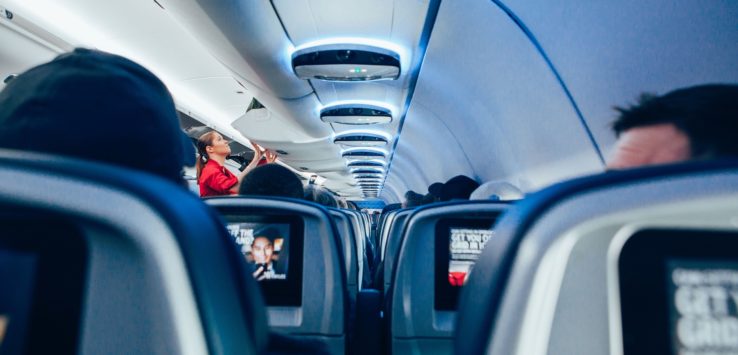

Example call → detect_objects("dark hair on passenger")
403 190 424 208
0 48 195 183
428 182 444 198
239 164 304 199
440 175 479 201
421 193 436 205
304 184 338 208
195 131 217 180
381 203 402 215
612 84 738 158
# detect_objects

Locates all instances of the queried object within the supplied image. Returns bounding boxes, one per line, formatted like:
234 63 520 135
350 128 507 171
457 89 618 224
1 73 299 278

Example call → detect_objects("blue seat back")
456 160 738 355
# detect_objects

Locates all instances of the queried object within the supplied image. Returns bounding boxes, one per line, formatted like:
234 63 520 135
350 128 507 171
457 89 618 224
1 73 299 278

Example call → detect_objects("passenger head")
421 193 436 205
470 181 524 201
608 84 738 169
0 48 195 182
440 175 479 201
304 184 338 208
195 131 232 178
381 203 402 215
428 182 444 200
239 163 303 198
402 190 424 208
337 198 348 209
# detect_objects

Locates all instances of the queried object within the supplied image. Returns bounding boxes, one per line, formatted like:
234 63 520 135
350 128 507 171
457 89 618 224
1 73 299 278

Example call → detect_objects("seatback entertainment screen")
435 217 497 310
227 223 290 281
667 260 738 355
0 249 36 355
619 229 738 355
223 215 304 307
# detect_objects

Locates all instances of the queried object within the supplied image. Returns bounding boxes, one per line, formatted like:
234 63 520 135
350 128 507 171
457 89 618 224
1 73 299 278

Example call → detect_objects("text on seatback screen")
667 260 738 355
449 228 494 286
435 218 497 310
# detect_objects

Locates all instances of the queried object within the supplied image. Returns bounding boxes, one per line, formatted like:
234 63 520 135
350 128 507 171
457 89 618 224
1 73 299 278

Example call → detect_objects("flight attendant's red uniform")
199 159 238 197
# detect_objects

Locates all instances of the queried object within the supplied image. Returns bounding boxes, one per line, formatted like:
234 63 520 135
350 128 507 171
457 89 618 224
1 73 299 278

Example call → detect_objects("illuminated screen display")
0 250 36 354
0 315 7 346
667 261 738 355
618 229 738 355
222 214 303 307
435 218 497 310
448 228 494 287
227 223 290 281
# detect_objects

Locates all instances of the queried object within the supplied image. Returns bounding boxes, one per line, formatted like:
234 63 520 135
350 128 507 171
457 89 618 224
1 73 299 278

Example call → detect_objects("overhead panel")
292 44 401 81
273 0 432 198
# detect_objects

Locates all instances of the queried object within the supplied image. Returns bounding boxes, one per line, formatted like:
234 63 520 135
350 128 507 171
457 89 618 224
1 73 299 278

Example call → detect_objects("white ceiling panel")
0 18 59 91
382 0 604 201
272 0 394 44
179 77 253 122
504 0 738 156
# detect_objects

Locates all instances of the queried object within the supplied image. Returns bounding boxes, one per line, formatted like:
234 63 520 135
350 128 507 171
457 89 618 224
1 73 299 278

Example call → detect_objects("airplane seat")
378 210 400 262
0 149 266 355
388 201 507 354
328 209 360 297
377 208 413 295
344 210 372 288
362 213 371 242
454 160 738 355
205 197 349 355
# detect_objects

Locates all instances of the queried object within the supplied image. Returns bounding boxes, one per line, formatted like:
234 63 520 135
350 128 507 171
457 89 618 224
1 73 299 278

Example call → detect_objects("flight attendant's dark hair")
196 131 218 180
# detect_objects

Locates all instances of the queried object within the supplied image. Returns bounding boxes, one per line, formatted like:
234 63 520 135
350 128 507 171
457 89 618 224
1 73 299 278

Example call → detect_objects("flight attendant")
196 131 274 197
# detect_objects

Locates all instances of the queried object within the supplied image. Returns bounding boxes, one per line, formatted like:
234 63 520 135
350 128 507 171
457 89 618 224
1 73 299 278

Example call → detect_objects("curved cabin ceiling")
158 0 435 199
2 0 737 201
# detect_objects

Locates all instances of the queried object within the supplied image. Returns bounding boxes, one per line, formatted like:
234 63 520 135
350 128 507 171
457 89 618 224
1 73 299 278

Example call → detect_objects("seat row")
3 148 737 354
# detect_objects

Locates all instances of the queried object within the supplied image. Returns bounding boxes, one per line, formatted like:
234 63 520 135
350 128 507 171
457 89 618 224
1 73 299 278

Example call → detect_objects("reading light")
292 44 400 81
321 104 392 125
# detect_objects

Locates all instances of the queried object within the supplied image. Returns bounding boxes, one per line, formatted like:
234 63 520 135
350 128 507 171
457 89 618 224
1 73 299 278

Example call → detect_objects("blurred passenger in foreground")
239 163 304 199
0 48 194 183
608 84 738 169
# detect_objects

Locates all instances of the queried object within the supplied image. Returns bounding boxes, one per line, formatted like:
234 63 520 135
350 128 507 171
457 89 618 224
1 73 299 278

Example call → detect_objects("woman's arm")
230 142 265 193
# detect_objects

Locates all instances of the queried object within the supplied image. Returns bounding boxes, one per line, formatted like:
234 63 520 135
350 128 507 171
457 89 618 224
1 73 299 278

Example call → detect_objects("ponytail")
195 131 217 181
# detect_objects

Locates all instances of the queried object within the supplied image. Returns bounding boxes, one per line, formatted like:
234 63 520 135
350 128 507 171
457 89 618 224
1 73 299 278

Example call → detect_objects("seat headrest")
0 149 268 354
455 159 738 355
